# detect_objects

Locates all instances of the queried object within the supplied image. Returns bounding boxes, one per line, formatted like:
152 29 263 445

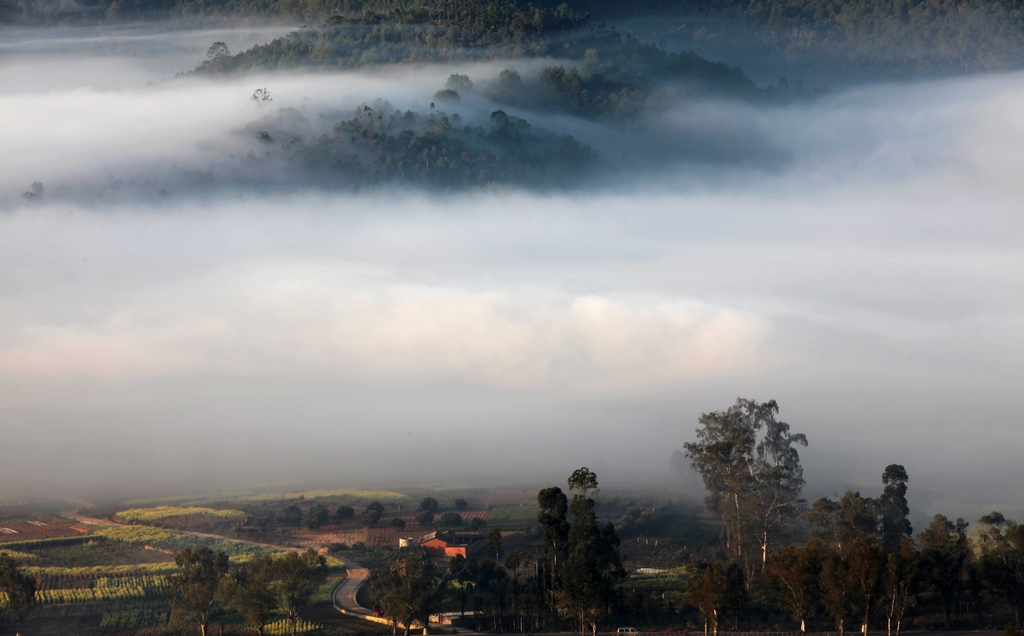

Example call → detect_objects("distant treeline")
5 0 1024 75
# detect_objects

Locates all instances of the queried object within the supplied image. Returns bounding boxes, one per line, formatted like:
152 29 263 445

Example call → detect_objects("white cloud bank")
0 30 1023 504
0 250 767 390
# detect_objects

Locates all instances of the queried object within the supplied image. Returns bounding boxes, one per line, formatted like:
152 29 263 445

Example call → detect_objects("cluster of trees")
190 10 757 109
369 468 624 635
238 99 597 191
171 546 327 636
676 397 1024 635
727 0 1024 74
188 1 585 73
255 496 486 532
675 398 810 580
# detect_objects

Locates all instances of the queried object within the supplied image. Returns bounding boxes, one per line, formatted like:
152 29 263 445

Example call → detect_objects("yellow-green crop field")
264 618 322 635
0 549 37 561
26 561 180 577
239 488 410 502
34 575 171 605
93 526 275 558
114 506 246 523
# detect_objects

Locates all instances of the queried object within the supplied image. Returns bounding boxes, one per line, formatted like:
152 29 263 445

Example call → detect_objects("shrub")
305 504 329 529
416 512 434 525
278 505 302 527
445 74 473 92
433 88 460 102
362 509 382 527
438 512 463 527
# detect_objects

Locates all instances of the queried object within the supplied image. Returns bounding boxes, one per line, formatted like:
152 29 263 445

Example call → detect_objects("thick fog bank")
0 31 1022 517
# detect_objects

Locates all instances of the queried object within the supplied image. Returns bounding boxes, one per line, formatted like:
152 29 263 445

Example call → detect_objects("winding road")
332 562 372 615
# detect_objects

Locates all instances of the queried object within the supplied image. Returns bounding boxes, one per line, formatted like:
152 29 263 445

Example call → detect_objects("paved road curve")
332 562 372 615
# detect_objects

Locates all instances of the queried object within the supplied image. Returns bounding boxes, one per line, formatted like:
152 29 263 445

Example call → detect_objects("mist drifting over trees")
0 0 1022 532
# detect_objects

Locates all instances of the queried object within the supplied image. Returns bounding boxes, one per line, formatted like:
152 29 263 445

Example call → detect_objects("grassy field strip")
124 487 411 507
114 506 246 523
34 575 171 605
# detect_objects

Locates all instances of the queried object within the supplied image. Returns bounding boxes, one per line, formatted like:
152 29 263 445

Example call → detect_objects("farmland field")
10 538 172 567
485 505 539 531
114 506 246 523
0 516 88 543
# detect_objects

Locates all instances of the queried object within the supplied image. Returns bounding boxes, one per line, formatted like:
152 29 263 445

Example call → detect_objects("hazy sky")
0 26 1022 522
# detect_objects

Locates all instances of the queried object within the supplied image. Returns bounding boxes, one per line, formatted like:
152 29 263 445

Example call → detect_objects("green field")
486 505 539 531
114 506 246 523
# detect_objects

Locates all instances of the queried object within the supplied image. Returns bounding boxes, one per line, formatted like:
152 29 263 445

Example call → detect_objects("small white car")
617 628 639 634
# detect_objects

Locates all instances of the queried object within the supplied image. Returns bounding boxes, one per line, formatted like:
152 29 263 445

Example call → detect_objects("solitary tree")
251 87 272 108
305 503 329 529
537 486 569 627
885 538 919 636
171 547 230 636
918 514 970 629
821 553 856 636
848 538 887 636
560 467 621 636
279 505 302 527
418 497 440 512
206 41 230 59
878 465 912 553
438 512 463 527
978 512 1024 628
772 541 823 632
0 553 36 636
488 527 503 560
685 561 727 636
681 398 808 576
364 508 383 527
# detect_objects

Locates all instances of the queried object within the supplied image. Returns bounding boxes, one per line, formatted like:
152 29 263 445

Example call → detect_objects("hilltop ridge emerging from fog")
6 0 1024 77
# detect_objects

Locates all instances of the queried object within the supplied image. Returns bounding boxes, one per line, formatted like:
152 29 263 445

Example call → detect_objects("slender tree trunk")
801 617 806 633
713 608 719 636
762 531 769 572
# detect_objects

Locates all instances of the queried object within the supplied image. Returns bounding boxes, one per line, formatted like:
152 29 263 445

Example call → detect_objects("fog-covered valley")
1 18 1022 524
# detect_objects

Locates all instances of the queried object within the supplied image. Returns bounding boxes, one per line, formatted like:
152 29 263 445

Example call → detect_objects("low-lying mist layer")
1 26 1022 516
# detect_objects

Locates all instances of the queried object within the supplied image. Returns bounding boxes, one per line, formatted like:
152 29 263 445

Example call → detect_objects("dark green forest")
237 99 600 191
5 0 1024 76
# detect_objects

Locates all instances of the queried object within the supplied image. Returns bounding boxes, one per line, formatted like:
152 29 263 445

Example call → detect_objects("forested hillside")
6 0 1020 76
